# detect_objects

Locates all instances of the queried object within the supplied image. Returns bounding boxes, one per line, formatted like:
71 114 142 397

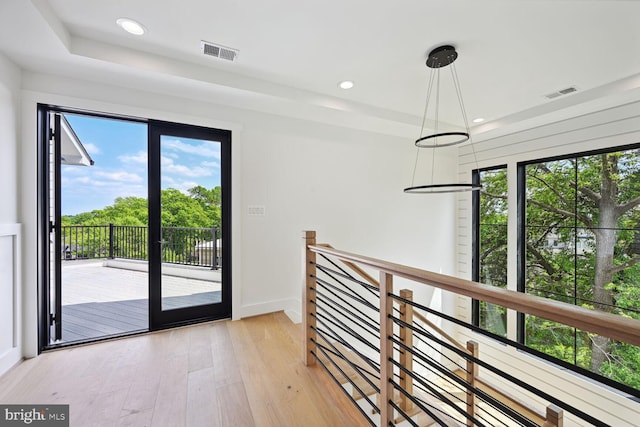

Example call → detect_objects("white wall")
240 122 460 320
17 71 457 355
455 100 640 426
0 52 22 376
0 53 20 224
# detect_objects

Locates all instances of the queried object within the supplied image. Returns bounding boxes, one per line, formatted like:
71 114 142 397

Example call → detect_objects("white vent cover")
200 40 238 62
544 86 577 99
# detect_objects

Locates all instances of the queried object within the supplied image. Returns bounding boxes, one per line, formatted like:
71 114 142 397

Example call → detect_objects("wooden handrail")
317 243 471 355
305 235 572 425
308 244 640 347
316 243 379 288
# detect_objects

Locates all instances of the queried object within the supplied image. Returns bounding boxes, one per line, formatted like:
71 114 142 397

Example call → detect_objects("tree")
524 150 640 383
186 185 221 229
160 188 210 227
63 196 148 226
478 168 508 336
478 149 640 390
63 186 222 229
188 185 221 207
62 186 222 266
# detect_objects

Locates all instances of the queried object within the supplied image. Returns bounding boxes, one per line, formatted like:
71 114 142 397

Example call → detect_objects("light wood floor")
0 312 367 426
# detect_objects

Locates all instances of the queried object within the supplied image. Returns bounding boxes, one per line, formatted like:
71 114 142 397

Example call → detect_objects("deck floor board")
58 260 221 343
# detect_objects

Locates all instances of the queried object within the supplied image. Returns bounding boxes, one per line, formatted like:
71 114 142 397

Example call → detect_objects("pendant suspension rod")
411 66 438 187
451 61 481 172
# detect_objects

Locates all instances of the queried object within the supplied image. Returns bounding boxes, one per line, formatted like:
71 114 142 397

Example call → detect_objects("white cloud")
162 176 177 186
162 138 220 158
118 151 147 164
161 156 212 178
83 142 101 156
61 175 88 186
173 181 200 194
95 171 144 182
201 160 220 168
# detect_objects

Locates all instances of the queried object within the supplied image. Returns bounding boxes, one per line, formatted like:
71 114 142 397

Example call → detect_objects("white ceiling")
1 0 639 139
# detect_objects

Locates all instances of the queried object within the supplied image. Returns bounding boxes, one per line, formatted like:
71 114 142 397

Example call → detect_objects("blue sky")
62 114 221 215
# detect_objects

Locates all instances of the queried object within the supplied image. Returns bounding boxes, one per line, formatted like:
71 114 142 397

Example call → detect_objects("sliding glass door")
39 106 231 349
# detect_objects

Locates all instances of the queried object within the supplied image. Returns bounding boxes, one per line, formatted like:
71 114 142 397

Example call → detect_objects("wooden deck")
60 260 221 343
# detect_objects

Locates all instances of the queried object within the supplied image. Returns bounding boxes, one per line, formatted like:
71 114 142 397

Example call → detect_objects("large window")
473 144 640 393
522 147 640 390
473 167 508 337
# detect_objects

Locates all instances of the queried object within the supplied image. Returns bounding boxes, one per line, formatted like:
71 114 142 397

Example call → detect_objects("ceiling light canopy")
116 18 146 36
338 80 354 90
472 118 485 123
404 45 481 194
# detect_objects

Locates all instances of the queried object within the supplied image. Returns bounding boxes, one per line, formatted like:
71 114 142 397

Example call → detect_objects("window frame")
472 142 640 398
471 164 508 338
514 141 640 398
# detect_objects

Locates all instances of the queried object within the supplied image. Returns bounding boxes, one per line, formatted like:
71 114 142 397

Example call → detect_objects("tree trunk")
589 155 617 372
590 224 615 372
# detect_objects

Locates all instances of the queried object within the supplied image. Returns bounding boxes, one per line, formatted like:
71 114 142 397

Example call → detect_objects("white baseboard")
284 308 301 324
238 297 299 319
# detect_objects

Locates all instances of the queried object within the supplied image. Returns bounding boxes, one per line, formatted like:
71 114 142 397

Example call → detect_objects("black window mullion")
516 162 526 344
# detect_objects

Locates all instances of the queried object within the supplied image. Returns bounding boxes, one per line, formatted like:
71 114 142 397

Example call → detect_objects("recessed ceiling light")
116 18 146 36
472 118 485 123
338 80 354 90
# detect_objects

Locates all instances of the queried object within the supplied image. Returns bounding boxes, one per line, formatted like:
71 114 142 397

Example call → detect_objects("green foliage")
478 168 508 337
161 188 209 227
601 341 640 389
61 186 221 265
63 186 221 229
479 149 640 392
522 151 640 390
63 196 148 226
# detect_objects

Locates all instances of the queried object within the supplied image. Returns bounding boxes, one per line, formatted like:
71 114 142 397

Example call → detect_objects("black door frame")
37 107 63 349
148 119 232 329
38 105 232 350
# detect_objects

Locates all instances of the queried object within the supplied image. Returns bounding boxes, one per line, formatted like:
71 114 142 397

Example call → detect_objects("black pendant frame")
405 44 480 194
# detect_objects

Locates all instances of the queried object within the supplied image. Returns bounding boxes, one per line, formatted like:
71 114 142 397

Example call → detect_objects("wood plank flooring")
0 312 367 426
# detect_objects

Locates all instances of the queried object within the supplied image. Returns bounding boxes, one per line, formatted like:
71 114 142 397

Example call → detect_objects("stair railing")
315 240 477 419
303 231 640 426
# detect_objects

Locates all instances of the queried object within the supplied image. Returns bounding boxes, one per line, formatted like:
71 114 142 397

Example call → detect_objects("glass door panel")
149 121 231 328
160 135 222 310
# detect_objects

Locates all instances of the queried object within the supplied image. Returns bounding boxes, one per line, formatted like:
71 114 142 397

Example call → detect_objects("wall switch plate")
247 205 265 216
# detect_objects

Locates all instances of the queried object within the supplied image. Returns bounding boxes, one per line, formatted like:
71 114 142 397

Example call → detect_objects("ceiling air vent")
544 86 578 100
200 40 238 62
